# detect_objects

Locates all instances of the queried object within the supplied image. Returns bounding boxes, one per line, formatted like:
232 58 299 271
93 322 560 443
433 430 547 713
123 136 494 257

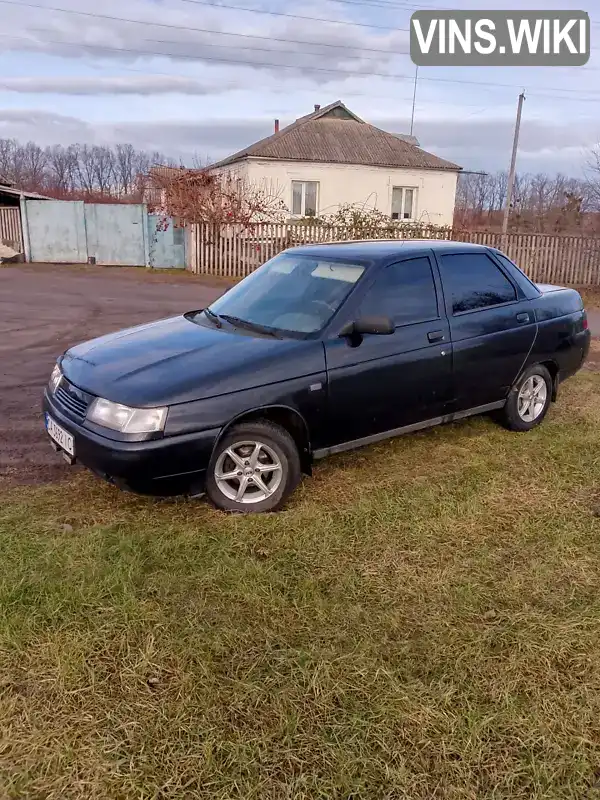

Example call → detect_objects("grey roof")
211 101 461 172
0 184 53 200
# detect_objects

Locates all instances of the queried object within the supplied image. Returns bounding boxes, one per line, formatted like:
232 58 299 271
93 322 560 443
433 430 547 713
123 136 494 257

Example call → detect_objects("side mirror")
339 316 395 337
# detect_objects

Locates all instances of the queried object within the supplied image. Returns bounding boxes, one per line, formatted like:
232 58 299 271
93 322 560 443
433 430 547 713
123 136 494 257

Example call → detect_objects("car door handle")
427 330 445 343
516 312 530 323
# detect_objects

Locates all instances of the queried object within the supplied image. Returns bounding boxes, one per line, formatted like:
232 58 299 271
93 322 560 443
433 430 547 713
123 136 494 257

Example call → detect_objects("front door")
323 254 452 448
435 249 537 411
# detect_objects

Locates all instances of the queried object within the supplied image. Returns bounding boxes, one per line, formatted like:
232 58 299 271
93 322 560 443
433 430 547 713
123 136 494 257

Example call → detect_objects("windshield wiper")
218 314 280 338
202 307 222 328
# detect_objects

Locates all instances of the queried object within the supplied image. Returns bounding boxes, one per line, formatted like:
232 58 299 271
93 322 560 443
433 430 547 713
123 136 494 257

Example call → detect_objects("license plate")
46 414 75 456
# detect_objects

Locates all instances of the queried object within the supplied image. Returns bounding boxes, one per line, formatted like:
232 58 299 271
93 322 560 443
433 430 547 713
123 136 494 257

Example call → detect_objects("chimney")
314 104 320 112
274 119 279 133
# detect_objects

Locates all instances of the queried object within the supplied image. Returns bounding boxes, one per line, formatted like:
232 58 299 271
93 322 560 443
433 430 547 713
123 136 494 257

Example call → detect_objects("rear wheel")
500 364 552 432
206 421 301 512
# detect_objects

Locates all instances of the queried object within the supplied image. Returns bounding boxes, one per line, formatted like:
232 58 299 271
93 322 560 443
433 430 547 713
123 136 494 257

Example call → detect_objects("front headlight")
87 397 167 434
49 363 62 394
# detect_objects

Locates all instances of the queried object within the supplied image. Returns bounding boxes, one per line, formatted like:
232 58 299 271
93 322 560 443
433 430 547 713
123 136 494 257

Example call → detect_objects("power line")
2 2 599 91
143 37 600 75
5 0 600 60
0 0 410 32
2 36 600 108
146 32 402 58
180 0 440 13
18 30 405 64
5 31 600 95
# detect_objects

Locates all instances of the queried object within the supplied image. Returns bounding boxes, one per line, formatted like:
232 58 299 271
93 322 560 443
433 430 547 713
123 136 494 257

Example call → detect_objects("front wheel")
206 421 301 512
500 364 552 432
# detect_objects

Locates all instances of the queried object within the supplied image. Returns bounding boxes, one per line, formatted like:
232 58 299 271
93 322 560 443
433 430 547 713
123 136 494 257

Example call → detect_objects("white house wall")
210 162 250 182
243 159 458 227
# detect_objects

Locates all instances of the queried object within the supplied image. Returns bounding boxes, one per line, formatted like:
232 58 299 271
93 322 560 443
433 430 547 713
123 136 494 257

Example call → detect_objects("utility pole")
502 91 525 241
410 65 419 137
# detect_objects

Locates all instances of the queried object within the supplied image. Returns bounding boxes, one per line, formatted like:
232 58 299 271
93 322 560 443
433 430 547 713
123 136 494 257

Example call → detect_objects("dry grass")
578 287 600 310
2 374 600 798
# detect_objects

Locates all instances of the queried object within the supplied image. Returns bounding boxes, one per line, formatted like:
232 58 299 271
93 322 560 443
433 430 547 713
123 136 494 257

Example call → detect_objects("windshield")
204 253 366 335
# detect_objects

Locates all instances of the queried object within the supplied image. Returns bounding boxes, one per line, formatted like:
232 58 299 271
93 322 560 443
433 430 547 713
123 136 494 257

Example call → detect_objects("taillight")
583 314 588 330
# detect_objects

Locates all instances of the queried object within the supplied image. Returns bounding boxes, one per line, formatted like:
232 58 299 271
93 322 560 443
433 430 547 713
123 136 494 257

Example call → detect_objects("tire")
206 421 301 513
500 364 553 432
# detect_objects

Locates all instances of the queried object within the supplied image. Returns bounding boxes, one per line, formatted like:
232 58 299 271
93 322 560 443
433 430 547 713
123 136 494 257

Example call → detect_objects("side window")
359 257 438 326
494 253 518 273
439 253 517 314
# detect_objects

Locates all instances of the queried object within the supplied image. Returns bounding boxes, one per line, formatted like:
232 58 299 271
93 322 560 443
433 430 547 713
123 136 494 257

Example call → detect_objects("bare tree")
114 143 137 195
0 138 27 186
0 139 17 183
21 142 47 191
73 144 96 193
46 145 76 193
158 169 287 226
585 144 600 211
91 146 115 194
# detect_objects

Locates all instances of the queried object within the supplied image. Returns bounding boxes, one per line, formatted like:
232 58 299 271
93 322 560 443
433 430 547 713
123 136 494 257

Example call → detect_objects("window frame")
291 180 319 217
435 250 521 318
391 186 418 221
488 250 541 297
355 254 441 330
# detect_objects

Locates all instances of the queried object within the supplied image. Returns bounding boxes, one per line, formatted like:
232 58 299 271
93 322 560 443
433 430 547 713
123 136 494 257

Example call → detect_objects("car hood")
61 314 325 406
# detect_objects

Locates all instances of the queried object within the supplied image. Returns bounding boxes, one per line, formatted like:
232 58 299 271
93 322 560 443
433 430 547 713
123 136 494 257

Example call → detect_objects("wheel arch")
211 404 313 474
535 359 559 401
515 359 559 401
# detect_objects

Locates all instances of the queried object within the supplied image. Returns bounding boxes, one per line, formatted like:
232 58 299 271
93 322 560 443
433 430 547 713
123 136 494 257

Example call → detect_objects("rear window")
439 252 517 314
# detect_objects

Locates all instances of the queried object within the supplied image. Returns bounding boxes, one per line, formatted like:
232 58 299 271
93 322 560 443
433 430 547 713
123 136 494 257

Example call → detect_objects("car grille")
54 378 93 422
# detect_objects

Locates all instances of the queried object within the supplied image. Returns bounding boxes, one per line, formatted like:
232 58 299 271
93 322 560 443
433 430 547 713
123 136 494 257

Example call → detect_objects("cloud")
1 0 408 81
0 109 93 145
0 107 595 174
0 75 231 95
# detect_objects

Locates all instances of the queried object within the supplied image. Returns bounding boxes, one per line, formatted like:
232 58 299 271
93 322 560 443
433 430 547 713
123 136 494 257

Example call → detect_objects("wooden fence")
187 222 600 286
0 206 22 251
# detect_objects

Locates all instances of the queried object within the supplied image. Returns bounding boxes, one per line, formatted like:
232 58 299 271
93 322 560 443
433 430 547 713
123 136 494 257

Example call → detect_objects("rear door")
323 253 452 447
435 249 537 411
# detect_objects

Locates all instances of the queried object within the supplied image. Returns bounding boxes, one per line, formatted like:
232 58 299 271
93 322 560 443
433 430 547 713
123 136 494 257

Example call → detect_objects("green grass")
2 374 600 799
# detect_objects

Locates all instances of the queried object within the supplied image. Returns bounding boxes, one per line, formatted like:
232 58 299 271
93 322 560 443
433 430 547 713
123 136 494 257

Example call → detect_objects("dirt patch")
0 264 226 488
579 287 600 310
584 340 600 373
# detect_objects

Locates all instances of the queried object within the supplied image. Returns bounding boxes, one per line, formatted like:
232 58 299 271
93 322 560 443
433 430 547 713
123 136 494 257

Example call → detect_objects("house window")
391 187 417 220
292 181 319 217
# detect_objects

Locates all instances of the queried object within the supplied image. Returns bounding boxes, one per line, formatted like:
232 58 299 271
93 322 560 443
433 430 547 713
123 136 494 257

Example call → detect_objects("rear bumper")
43 390 220 495
556 329 591 385
583 329 591 364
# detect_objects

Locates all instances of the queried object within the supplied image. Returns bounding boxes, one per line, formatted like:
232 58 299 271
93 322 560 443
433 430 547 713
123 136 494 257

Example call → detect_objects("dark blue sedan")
43 240 590 512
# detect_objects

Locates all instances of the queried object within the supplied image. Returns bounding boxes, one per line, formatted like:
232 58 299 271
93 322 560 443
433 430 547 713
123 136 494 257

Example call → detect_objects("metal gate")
0 207 22 250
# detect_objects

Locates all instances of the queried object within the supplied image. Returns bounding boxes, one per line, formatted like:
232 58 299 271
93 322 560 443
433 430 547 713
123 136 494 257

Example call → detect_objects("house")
209 101 462 226
141 165 184 207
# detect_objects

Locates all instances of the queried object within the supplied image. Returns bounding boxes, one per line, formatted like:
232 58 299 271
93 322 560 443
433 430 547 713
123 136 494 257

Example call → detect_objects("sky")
0 0 599 176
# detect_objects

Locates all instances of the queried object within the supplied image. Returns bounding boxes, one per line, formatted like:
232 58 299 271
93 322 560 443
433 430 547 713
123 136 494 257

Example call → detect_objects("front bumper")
43 390 220 496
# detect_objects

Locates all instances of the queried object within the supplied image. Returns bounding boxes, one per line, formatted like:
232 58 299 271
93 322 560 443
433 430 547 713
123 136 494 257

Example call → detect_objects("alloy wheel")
214 440 283 504
517 375 547 423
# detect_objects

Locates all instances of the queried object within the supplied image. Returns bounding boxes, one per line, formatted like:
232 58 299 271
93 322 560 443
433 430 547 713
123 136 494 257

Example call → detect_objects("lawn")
1 373 600 799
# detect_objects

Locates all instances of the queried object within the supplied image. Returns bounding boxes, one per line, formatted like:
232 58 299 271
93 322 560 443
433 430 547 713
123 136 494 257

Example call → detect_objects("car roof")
286 239 491 262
